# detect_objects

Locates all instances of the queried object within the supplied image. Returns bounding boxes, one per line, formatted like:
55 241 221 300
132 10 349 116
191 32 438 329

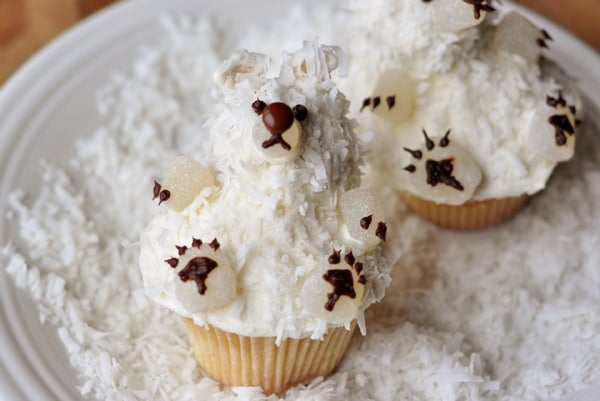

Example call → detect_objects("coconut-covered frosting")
347 0 583 204
139 41 394 343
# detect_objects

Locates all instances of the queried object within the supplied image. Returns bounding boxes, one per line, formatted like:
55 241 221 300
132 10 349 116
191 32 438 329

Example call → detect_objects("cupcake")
347 0 582 229
139 42 393 394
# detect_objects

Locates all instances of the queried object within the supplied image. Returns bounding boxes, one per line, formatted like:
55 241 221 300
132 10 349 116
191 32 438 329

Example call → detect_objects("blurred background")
0 0 599 85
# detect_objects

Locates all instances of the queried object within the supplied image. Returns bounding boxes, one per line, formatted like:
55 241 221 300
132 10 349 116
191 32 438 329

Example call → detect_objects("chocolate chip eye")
261 102 294 134
252 99 267 115
293 104 308 121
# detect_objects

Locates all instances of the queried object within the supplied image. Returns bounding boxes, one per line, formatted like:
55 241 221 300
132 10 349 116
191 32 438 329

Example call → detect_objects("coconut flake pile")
2 5 600 401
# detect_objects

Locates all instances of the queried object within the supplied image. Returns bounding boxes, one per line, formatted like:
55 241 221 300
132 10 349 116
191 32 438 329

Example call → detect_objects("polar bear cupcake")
349 0 582 229
139 42 393 394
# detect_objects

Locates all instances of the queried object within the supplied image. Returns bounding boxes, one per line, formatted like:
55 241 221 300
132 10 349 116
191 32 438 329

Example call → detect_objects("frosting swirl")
140 41 393 342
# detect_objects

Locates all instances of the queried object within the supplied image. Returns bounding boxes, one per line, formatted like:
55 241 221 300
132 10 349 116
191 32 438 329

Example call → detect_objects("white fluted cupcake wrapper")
400 192 529 229
183 318 356 395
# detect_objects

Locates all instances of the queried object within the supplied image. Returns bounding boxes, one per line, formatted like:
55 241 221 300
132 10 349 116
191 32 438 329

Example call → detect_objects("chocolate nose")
261 102 294 134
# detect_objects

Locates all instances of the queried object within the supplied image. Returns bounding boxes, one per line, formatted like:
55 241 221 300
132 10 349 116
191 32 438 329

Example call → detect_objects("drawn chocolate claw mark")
360 69 417 123
360 95 396 112
152 156 215 211
152 181 171 205
537 29 553 48
462 0 495 19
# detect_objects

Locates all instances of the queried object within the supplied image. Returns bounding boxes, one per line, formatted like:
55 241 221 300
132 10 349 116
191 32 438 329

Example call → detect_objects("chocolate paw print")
164 238 237 313
153 156 215 212
251 99 308 163
403 129 482 205
360 69 417 123
339 188 387 250
300 249 367 323
528 91 579 162
490 12 552 64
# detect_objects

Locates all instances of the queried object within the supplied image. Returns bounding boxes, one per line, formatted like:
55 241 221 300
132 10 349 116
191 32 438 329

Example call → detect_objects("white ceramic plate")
0 1 599 400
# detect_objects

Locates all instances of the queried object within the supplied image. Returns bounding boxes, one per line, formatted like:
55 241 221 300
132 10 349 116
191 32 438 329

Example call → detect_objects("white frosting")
139 41 393 342
347 1 583 202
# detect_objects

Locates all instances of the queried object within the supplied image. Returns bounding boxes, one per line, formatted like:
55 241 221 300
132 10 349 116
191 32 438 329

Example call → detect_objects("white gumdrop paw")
527 92 578 162
164 238 237 313
153 156 215 212
300 249 367 324
403 129 482 205
360 69 416 123
490 12 551 64
340 188 387 249
429 0 494 33
251 100 307 163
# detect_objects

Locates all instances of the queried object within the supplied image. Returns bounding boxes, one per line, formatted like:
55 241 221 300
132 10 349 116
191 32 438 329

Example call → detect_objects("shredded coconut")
1 4 599 401
139 40 393 342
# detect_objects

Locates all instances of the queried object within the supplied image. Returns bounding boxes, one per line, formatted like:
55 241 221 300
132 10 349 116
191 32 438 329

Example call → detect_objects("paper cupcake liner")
183 318 356 395
400 192 529 229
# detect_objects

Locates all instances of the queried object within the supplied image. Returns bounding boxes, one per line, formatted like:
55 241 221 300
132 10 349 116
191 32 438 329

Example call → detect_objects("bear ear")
213 49 270 89
279 41 347 83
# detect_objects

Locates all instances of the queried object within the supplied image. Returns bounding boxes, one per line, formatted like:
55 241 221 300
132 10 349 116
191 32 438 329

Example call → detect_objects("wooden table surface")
0 0 118 84
0 0 599 86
